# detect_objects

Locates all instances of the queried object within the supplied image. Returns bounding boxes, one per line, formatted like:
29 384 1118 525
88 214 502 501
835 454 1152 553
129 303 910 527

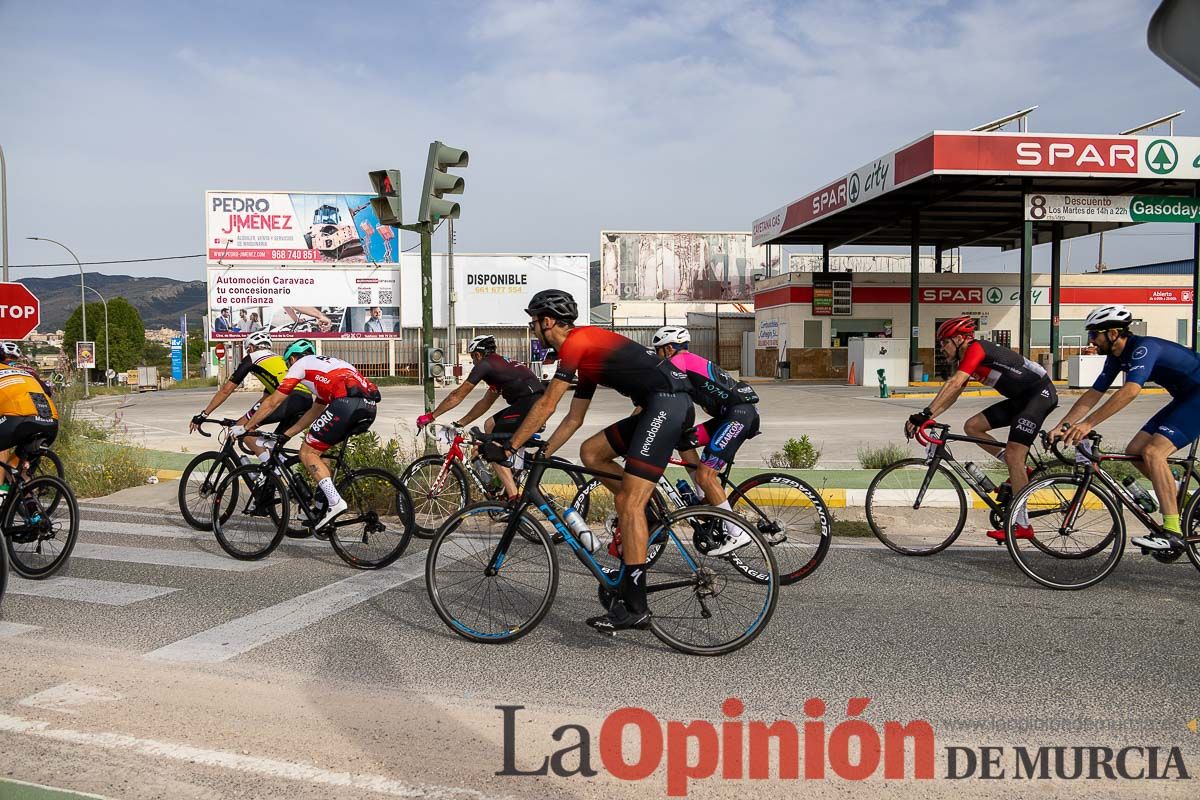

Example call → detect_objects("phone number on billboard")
270 250 316 260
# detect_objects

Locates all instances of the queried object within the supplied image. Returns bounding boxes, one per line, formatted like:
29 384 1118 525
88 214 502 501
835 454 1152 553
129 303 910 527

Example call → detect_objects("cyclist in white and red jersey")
240 340 381 531
905 316 1058 542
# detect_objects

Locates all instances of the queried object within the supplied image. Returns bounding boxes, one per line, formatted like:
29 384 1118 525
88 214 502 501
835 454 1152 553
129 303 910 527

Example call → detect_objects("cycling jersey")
0 367 57 420
277 355 380 405
1092 334 1200 398
667 350 758 416
229 350 311 395
554 327 686 403
957 339 1050 398
466 353 543 403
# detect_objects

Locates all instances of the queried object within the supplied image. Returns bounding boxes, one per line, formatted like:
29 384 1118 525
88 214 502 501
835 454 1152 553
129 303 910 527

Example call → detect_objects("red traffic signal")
0 282 41 340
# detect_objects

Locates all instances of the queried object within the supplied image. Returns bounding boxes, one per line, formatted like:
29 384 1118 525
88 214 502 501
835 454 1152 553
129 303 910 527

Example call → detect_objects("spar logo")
1146 139 1178 175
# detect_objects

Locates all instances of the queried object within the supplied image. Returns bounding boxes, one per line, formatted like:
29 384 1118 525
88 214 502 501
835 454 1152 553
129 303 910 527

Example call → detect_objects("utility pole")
1 143 8 281
447 218 456 374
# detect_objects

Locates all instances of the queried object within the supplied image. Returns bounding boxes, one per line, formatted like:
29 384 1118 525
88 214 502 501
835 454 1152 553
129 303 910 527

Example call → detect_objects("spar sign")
1025 193 1200 224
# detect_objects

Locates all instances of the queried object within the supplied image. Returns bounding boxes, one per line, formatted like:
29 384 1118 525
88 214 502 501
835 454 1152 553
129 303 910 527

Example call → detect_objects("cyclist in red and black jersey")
905 316 1058 541
489 290 692 634
416 335 545 501
240 340 381 533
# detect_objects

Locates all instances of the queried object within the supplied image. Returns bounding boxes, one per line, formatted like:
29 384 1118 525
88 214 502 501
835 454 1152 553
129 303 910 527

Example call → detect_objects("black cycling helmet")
524 290 578 323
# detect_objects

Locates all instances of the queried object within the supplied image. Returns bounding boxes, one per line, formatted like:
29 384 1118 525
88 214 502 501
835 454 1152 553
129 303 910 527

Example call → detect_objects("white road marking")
0 776 114 799
72 543 277 571
0 621 40 638
145 549 428 663
8 576 178 606
0 712 505 800
18 683 123 716
76 520 325 549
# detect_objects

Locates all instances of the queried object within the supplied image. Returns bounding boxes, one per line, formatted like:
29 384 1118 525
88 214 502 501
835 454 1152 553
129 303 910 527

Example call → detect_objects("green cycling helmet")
283 339 316 361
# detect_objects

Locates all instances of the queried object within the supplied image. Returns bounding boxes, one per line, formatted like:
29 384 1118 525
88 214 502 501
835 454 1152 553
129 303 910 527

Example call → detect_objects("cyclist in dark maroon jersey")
487 290 692 634
905 316 1058 542
416 334 545 501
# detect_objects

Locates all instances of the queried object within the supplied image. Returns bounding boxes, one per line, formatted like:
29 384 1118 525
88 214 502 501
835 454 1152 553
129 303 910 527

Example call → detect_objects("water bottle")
964 462 995 493
562 507 599 553
1122 477 1158 513
511 448 526 472
676 479 700 506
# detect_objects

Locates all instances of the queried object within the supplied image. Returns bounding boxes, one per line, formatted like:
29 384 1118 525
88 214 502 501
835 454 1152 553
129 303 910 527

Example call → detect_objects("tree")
63 297 147 376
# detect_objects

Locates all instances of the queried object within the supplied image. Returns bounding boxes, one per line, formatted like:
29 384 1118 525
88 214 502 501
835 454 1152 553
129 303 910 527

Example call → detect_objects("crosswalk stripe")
77 521 325 550
145 549 427 663
8 576 178 606
72 543 277 572
0 621 41 638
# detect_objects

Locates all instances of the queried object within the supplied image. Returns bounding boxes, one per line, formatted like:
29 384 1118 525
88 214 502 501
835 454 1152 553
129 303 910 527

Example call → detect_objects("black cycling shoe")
586 602 651 635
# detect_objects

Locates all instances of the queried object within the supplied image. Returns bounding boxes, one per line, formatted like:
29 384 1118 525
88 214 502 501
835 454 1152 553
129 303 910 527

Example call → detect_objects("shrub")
52 387 154 497
767 435 820 469
858 442 910 470
343 431 420 475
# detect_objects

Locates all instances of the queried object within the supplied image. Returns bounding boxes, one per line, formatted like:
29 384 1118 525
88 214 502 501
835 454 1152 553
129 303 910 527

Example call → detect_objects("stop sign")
0 283 40 340
215 343 226 359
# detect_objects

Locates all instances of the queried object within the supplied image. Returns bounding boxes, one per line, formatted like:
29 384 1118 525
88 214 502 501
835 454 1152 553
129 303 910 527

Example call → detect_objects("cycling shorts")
489 394 539 438
677 403 761 470
305 396 377 452
0 415 59 455
980 382 1058 447
247 392 314 434
601 392 694 482
1140 393 1200 448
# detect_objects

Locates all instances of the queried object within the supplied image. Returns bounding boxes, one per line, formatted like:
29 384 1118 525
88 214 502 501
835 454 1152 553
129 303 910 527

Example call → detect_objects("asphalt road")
2 485 1198 799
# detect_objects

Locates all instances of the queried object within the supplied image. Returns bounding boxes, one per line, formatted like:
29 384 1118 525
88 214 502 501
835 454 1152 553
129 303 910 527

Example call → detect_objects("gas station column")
910 213 921 374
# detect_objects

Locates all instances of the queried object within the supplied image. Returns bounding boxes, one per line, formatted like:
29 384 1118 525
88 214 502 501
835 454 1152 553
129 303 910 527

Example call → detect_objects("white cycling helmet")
1084 305 1133 331
245 330 272 350
0 342 22 360
467 334 497 354
651 326 690 348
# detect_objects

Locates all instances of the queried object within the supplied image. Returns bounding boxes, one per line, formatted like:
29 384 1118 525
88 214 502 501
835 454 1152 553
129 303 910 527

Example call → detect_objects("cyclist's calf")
615 475 657 563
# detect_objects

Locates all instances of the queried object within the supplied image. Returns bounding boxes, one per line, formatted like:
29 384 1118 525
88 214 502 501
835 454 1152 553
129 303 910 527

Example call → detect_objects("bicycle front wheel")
866 459 967 555
4 475 79 579
211 464 288 560
1177 487 1200 573
645 507 778 656
426 502 558 644
329 468 415 569
1006 475 1125 590
729 472 831 584
179 451 236 531
402 455 470 539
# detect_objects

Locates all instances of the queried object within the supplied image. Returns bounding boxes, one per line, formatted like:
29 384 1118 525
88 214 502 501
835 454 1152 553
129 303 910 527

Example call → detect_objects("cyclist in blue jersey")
1054 305 1200 550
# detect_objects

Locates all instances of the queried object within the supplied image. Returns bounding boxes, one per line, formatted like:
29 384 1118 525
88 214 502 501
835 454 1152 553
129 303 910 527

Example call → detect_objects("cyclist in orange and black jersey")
0 343 59 479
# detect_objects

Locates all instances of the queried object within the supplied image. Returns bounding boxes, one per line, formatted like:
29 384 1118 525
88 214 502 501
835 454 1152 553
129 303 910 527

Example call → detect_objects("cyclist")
190 331 313 459
491 290 692 633
0 343 59 487
651 325 760 554
415 334 544 503
1054 304 1200 551
906 316 1057 542
238 341 381 532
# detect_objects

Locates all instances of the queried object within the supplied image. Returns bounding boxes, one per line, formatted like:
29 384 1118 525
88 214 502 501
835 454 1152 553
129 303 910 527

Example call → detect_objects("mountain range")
18 273 207 332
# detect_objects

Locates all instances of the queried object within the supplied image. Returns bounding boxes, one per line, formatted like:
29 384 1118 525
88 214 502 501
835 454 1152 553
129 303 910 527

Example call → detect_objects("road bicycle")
1004 432 1200 590
2 437 80 579
425 433 779 656
401 424 585 537
179 418 257 530
864 421 1067 555
210 431 415 569
570 455 832 585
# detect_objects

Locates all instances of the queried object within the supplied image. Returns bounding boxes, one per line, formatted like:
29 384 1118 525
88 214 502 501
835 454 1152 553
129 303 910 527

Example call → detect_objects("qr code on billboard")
379 290 393 304
357 290 371 304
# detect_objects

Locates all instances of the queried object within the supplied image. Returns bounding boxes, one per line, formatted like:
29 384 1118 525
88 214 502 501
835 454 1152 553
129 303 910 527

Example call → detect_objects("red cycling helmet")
936 316 976 342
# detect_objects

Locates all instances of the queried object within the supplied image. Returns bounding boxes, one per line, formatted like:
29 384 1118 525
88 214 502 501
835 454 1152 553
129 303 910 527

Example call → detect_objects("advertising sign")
170 337 183 380
76 341 96 369
599 232 775 302
1025 193 1200 223
756 320 780 348
206 191 401 264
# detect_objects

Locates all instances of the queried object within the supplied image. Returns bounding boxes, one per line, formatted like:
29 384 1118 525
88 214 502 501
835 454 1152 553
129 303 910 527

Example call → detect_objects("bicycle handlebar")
195 418 239 438
914 420 947 446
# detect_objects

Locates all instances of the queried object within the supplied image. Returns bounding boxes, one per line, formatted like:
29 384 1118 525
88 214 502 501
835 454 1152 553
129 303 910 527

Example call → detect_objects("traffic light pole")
421 224 434 413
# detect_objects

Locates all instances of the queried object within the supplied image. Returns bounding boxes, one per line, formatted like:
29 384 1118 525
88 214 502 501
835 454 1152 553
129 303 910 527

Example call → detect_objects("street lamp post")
1 143 9 281
27 237 88 398
83 285 110 386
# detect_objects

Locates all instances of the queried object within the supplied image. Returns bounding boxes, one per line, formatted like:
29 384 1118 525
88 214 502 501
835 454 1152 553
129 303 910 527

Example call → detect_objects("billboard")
207 254 588 339
788 253 960 273
599 232 776 302
76 341 96 369
206 191 400 264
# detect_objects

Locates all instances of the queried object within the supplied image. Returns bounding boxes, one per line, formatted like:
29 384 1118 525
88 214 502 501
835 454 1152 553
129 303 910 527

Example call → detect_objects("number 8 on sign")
1028 195 1047 220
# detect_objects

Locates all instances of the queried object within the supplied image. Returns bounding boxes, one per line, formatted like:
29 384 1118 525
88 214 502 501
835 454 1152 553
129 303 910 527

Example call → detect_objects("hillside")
17 273 207 332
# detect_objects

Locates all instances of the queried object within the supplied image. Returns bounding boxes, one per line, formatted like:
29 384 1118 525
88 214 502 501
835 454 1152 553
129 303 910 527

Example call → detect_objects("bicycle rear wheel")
4 475 79 579
0 531 7 607
1178 489 1200 573
211 464 288 560
1006 475 1125 589
645 507 778 656
426 502 558 644
402 455 470 539
329 468 415 569
179 451 236 531
728 472 831 584
866 458 967 555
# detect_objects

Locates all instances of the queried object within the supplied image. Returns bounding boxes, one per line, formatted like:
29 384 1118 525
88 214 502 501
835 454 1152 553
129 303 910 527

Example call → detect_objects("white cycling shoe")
314 499 348 535
709 527 752 556
1131 533 1178 551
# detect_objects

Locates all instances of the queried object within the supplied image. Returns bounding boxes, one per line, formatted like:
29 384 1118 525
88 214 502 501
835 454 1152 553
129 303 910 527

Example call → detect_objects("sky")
1 0 1198 282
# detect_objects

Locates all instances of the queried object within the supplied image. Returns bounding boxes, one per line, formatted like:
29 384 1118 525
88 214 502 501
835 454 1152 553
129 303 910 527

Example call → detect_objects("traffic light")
426 346 445 379
368 169 403 226
418 141 468 223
